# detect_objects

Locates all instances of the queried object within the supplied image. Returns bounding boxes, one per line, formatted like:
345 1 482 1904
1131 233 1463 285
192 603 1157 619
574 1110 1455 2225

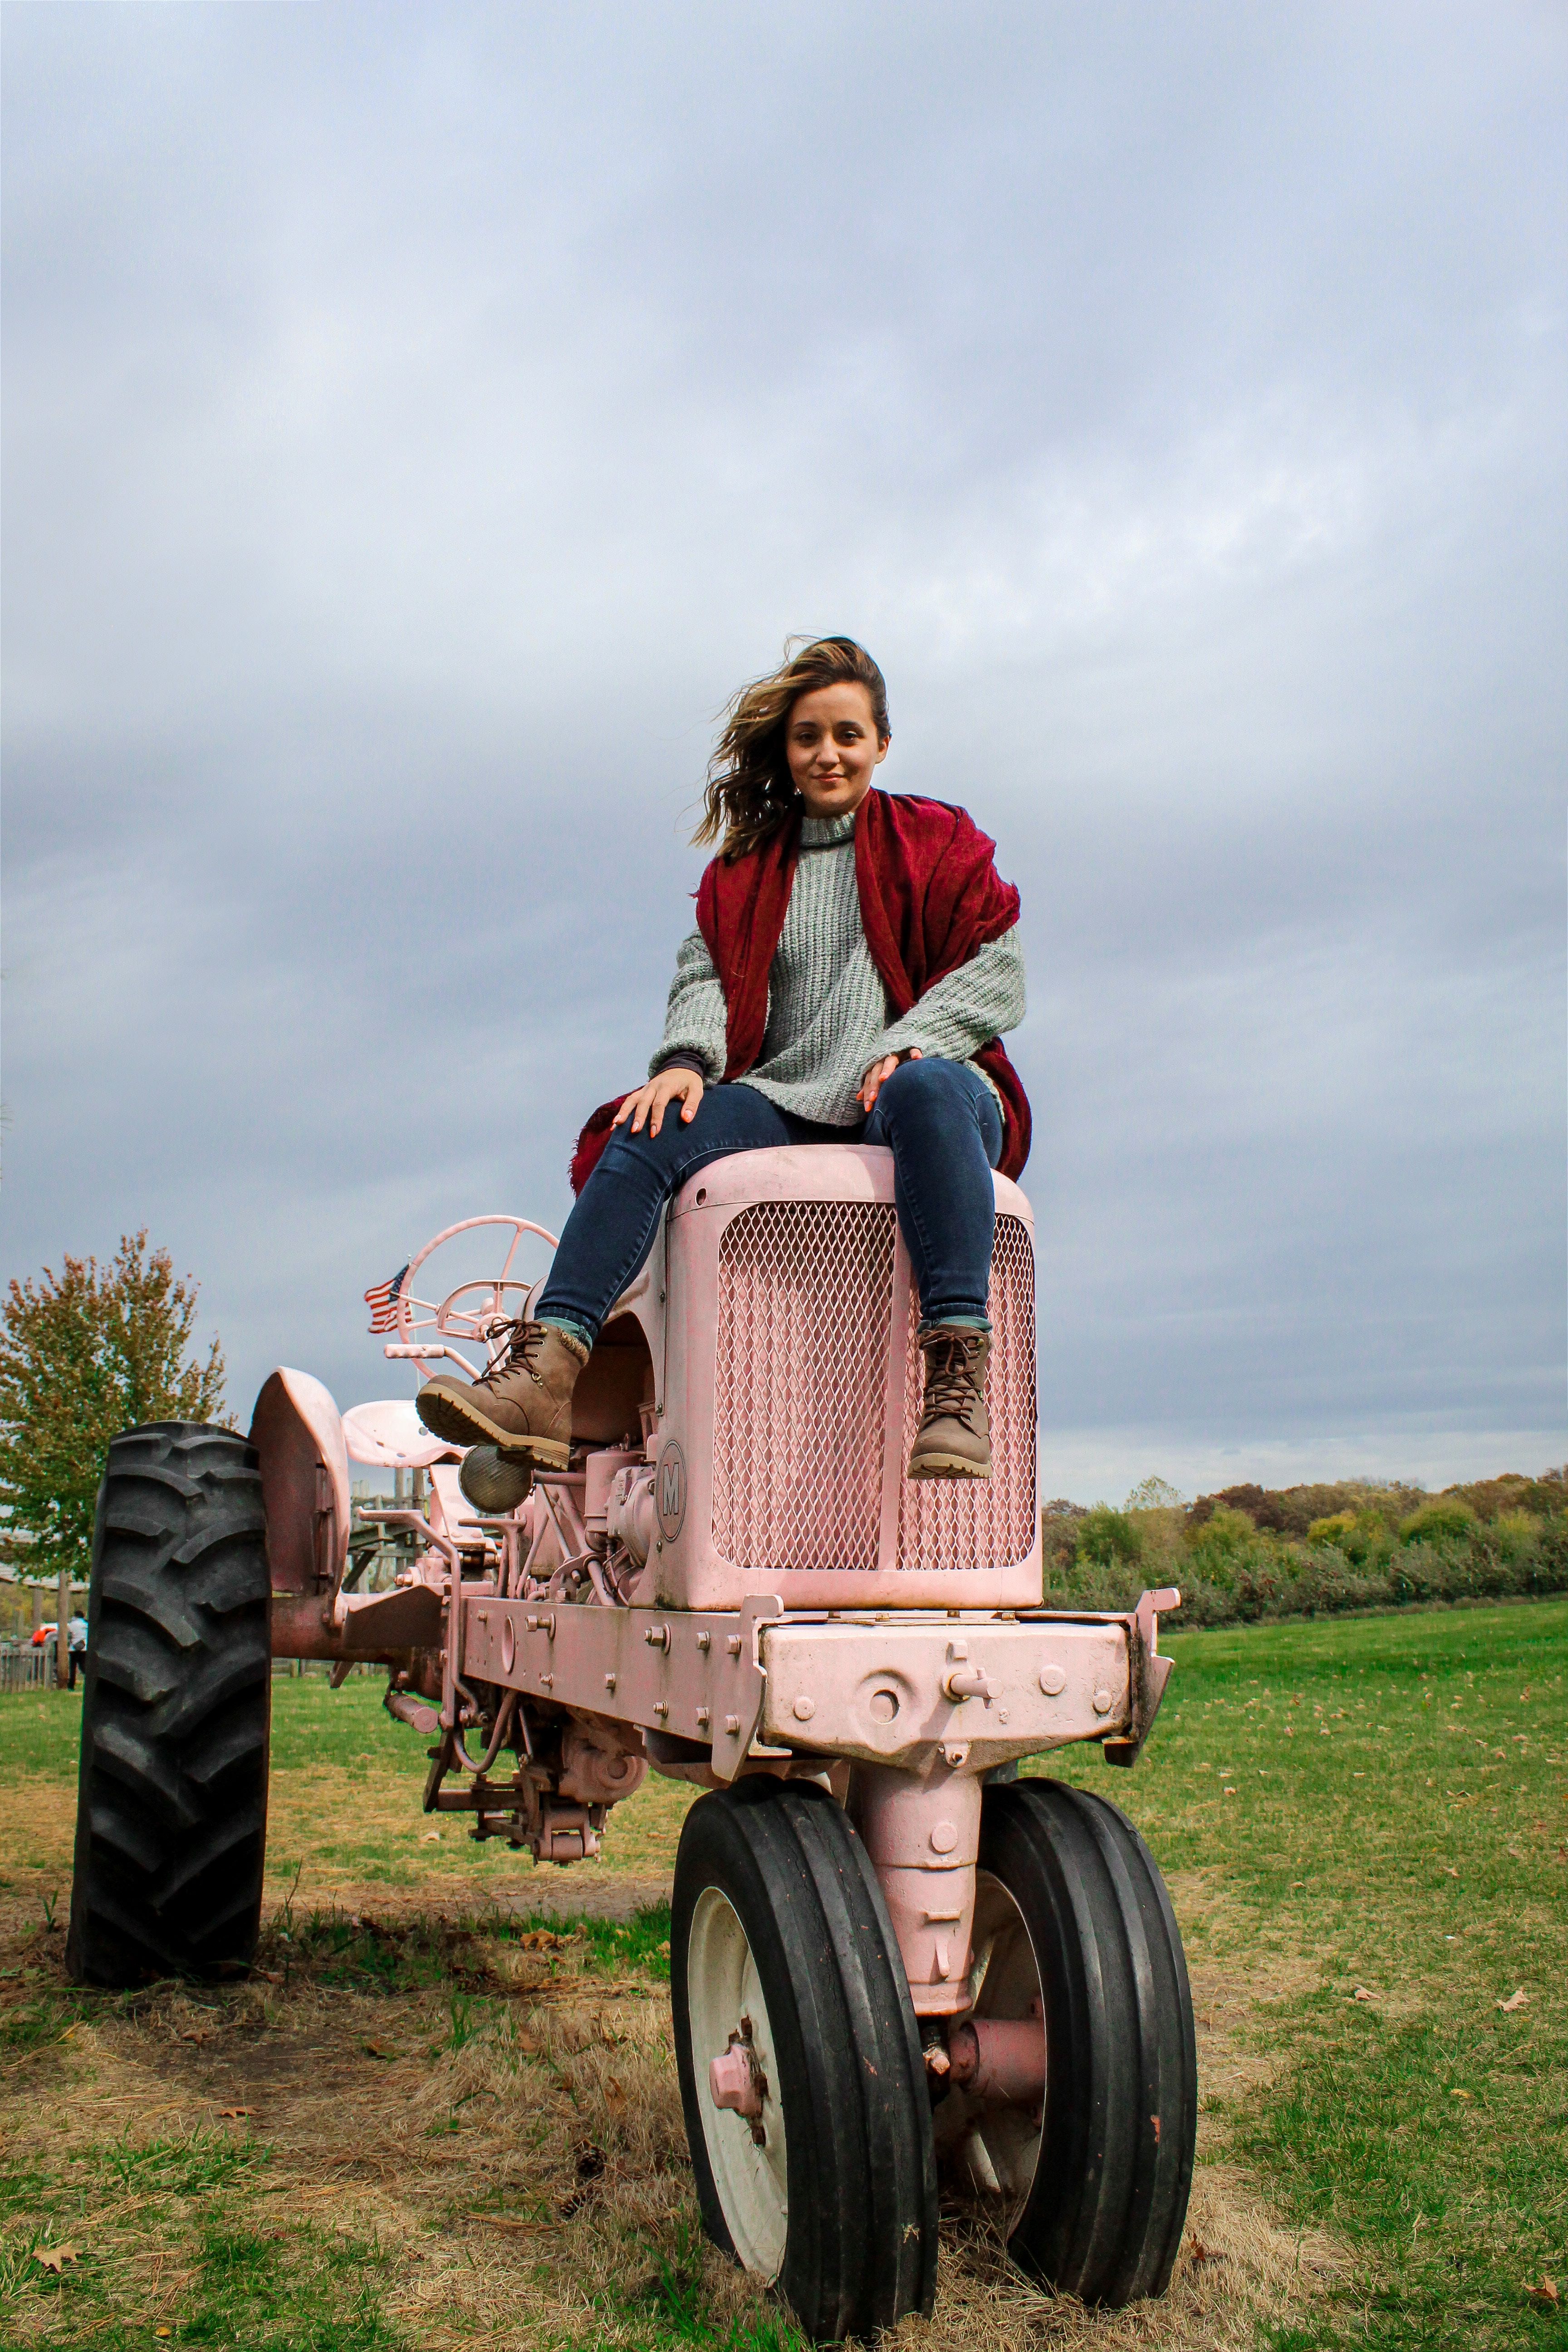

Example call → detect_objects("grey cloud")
3 1 1563 1496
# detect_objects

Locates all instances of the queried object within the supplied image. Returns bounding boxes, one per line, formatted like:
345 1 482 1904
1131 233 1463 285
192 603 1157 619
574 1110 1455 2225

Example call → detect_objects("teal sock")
539 1313 594 1353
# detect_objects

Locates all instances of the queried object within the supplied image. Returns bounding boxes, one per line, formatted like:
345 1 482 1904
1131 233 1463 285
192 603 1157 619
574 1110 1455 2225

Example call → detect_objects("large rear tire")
671 1780 938 2344
939 1779 1196 2306
66 1423 271 1988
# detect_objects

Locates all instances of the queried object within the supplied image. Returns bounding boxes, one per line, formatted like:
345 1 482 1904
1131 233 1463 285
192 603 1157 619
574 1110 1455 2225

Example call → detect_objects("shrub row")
1039 1471 1568 1627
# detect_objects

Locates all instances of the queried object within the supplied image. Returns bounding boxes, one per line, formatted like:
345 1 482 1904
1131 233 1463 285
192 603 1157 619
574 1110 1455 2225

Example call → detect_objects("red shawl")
569 789 1030 1190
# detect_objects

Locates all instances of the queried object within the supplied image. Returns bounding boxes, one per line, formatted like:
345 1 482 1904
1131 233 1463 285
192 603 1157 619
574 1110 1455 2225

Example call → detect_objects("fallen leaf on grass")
362 2040 397 2059
217 2107 254 2119
34 2244 79 2273
558 2142 607 2218
254 1968 284 1984
1497 1987 1529 2013
1450 2087 1473 2099
1352 1987 1375 2003
518 1930 568 1951
1443 1866 1460 1878
603 2076 627 2112
421 1830 442 1843
1187 2233 1224 2269
1526 2277 1558 2309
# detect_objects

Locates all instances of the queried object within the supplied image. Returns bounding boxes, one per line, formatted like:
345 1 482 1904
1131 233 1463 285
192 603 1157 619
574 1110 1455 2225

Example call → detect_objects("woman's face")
784 681 888 820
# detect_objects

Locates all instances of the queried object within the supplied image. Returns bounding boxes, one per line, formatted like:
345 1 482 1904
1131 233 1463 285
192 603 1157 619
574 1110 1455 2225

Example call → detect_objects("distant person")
416 635 1029 1481
67 1613 88 1690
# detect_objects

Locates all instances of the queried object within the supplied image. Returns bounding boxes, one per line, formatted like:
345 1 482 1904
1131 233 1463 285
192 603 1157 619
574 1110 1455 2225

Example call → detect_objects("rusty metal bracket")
1102 1586 1181 1767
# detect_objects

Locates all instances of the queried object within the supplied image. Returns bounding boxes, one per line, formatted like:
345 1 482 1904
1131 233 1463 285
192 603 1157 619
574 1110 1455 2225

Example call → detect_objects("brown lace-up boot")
907 1326 992 1480
415 1320 589 1467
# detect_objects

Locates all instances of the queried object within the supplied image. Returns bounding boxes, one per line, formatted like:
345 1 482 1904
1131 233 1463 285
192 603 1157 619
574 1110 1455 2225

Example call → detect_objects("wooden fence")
0 1646 53 1693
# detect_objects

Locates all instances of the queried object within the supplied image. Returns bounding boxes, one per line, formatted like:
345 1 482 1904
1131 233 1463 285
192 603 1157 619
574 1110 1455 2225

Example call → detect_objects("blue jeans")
537 1058 1004 1348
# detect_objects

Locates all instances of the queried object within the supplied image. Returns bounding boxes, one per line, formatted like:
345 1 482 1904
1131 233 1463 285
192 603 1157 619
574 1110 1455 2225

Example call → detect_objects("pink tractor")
67 1147 1195 2342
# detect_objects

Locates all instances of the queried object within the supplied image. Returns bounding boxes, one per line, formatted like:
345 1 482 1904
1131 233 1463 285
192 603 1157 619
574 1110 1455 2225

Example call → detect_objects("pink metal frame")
261 1156 1180 2043
382 1215 559 1383
630 1147 1043 1612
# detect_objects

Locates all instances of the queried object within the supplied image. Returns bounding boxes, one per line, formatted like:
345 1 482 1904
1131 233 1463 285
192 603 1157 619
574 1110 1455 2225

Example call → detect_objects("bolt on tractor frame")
67 1147 1196 2342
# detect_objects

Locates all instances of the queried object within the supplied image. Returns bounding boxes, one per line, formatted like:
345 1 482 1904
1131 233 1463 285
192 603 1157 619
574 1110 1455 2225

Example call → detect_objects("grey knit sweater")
652 809 1026 1125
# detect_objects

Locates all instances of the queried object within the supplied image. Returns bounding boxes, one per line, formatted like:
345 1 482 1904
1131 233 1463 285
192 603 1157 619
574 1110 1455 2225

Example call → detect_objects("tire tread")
66 1423 270 1987
672 1780 937 2342
980 1779 1196 2307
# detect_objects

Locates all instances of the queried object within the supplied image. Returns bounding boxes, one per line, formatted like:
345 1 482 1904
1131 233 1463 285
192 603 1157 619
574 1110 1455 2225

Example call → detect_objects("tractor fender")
250 1368 351 1596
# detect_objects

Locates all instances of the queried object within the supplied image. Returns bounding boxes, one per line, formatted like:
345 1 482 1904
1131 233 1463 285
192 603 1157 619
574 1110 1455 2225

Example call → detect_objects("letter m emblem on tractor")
656 1441 687 1542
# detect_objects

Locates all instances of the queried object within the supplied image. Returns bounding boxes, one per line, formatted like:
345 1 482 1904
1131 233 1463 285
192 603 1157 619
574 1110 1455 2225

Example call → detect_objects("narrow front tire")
671 1780 937 2343
940 1779 1197 2306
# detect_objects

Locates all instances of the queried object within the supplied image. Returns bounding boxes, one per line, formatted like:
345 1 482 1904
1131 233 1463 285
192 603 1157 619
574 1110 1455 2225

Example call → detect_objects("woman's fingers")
622 1081 662 1134
859 1046 924 1112
649 1070 701 1136
613 1070 704 1139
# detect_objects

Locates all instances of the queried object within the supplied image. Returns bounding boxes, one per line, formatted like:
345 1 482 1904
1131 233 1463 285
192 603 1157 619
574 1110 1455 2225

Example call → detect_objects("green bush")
1492 1508 1542 1562
1271 1549 1393 1617
1306 1507 1392 1567
1182 1504 1261 1591
1074 1505 1143 1570
1398 1499 1477 1547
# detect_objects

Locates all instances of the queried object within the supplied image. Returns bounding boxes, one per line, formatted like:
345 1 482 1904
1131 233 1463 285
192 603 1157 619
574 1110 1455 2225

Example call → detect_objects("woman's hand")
858 1046 922 1114
613 1067 705 1137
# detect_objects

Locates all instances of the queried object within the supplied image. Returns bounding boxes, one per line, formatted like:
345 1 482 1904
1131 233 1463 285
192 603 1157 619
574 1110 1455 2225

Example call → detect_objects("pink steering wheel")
390 1215 559 1384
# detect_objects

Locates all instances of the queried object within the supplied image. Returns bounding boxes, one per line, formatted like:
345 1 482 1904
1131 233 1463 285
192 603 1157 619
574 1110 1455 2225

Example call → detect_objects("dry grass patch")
909 2164 1343 2352
0 1870 1352 2352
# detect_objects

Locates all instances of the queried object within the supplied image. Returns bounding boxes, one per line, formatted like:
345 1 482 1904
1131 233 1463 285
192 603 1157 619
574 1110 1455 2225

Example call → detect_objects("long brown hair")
696 637 890 862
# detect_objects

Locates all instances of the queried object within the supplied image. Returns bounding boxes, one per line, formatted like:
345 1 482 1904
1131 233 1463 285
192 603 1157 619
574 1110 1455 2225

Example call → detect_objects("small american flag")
364 1264 409 1334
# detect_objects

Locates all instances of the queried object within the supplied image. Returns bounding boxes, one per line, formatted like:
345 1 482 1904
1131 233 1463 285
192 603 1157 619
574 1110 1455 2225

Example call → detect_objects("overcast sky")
3 2 1563 1503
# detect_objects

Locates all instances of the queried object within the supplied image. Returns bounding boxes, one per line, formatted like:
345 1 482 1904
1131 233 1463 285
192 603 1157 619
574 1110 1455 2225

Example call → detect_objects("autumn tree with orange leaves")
0 1232 228 1580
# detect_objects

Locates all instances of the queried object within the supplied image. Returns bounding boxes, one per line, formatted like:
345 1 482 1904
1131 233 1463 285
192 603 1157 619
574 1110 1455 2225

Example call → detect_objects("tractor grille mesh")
711 1200 897 1572
896 1213 1038 1573
711 1199 1037 1577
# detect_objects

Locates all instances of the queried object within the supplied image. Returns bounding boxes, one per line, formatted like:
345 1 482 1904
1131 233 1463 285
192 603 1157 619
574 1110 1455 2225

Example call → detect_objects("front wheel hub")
709 2021 769 2141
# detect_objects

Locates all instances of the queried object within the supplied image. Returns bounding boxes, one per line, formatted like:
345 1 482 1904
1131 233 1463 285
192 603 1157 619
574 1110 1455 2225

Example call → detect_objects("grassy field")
0 1599 1562 2351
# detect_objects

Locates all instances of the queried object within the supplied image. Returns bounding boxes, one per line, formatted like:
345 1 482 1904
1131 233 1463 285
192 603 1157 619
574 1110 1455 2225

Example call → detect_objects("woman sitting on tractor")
416 635 1029 1481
